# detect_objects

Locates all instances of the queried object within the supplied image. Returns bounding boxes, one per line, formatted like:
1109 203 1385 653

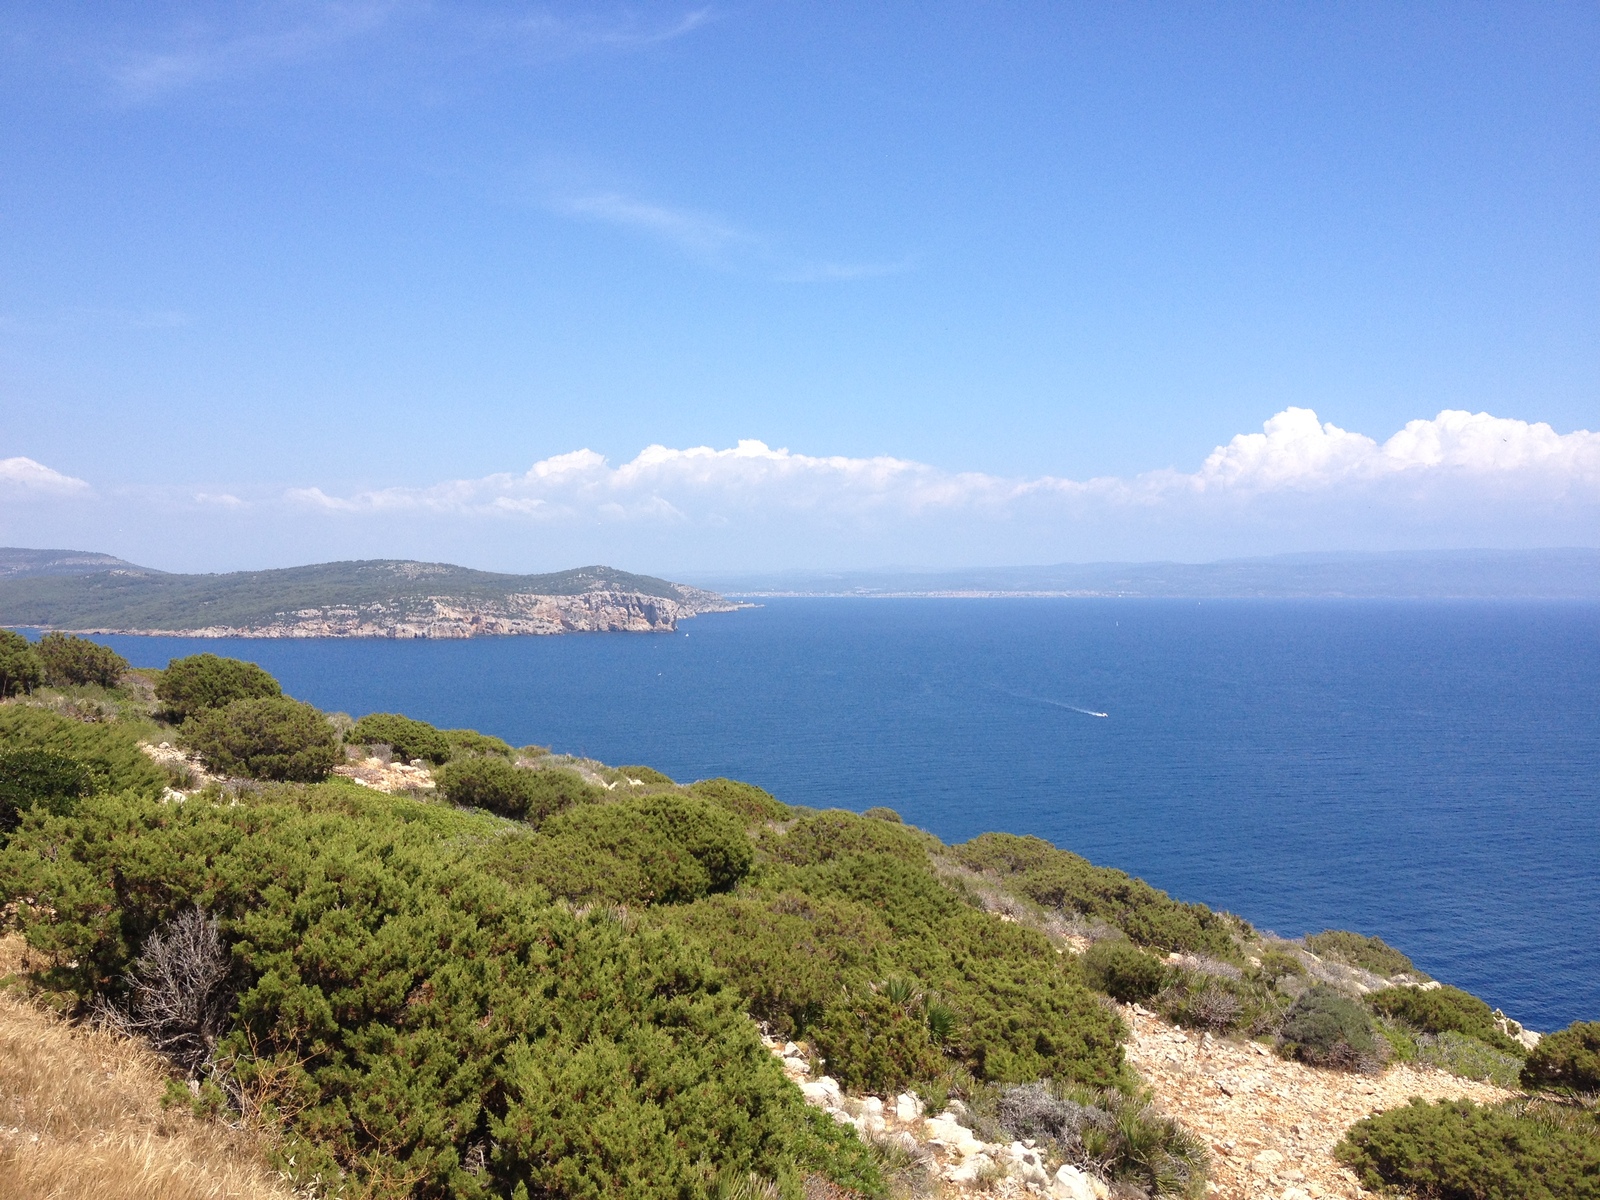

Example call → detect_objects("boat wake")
992 688 1108 718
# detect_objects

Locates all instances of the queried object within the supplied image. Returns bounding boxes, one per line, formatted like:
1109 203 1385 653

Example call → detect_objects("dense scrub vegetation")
36 630 130 687
1082 939 1169 1004
1337 1098 1600 1200
1368 985 1528 1058
346 712 454 763
953 832 1239 956
1305 929 1426 978
1523 1022 1600 1095
180 696 342 782
436 757 604 821
0 704 168 804
0 628 44 697
155 653 282 721
1279 986 1384 1072
0 785 880 1199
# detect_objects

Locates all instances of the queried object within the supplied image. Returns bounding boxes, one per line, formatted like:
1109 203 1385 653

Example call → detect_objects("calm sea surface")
99 599 1600 1030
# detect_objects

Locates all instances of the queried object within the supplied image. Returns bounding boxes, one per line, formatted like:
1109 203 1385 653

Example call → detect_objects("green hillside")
0 557 683 631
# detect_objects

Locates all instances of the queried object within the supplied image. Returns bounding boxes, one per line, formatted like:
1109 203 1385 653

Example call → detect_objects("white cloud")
283 409 1600 535
1190 408 1600 493
0 457 92 495
13 411 1591 571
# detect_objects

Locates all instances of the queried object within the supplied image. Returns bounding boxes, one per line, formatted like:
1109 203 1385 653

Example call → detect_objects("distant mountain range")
696 549 1600 599
0 550 735 638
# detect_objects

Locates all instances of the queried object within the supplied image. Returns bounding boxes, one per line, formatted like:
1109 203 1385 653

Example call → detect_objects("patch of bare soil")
1121 1004 1512 1200
332 756 436 793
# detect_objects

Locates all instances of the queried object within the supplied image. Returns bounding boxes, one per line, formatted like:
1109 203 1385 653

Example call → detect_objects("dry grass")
0 935 299 1200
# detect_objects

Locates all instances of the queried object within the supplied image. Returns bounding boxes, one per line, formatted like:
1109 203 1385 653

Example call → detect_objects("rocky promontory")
0 551 741 638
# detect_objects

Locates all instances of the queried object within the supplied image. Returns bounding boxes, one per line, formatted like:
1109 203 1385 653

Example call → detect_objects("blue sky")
1 2 1596 574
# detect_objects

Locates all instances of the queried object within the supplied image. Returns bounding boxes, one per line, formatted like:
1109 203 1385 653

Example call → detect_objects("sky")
1 1 1596 575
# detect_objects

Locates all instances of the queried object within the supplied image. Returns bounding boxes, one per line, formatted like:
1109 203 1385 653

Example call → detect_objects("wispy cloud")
101 3 714 100
193 492 247 509
551 185 913 282
778 258 918 283
0 456 92 495
111 2 399 100
511 7 714 53
559 192 756 258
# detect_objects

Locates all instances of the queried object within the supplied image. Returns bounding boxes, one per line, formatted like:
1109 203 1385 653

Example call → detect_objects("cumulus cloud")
0 456 92 495
1190 408 1600 493
284 409 1600 530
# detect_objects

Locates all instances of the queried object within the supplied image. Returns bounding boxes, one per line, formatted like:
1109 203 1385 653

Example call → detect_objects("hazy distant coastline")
696 549 1600 600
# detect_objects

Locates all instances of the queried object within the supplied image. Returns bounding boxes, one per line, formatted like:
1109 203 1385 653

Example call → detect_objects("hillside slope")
0 555 737 636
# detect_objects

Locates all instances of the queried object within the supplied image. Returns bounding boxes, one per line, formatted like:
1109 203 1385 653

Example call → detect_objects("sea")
92 598 1599 1031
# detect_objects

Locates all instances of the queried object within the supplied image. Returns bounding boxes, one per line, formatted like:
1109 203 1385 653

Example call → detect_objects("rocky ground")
770 986 1513 1200
1121 1004 1511 1200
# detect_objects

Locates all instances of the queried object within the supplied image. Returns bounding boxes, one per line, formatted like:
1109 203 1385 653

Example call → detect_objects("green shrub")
1415 1032 1524 1088
954 832 1237 957
863 807 902 823
180 697 340 782
443 728 515 759
688 778 790 822
155 654 281 721
1257 946 1307 983
1368 986 1527 1058
488 794 754 906
0 629 44 697
767 809 932 868
1084 939 1170 1003
1306 930 1424 978
436 759 602 822
1523 1022 1600 1094
0 786 882 1199
36 632 130 688
0 749 95 835
924 913 1126 1087
812 989 946 1094
347 712 452 763
1280 986 1384 1072
1337 1097 1600 1200
663 891 892 1037
792 852 962 938
0 704 167 798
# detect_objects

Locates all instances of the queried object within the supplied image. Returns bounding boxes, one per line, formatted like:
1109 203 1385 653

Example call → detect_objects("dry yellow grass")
0 934 300 1200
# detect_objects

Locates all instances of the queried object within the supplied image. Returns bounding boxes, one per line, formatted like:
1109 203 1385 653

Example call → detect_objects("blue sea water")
97 598 1599 1031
